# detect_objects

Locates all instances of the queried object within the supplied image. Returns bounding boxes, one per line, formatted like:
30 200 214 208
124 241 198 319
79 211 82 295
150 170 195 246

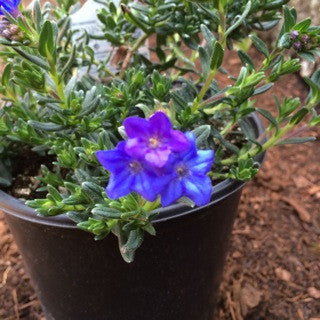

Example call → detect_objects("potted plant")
0 0 319 319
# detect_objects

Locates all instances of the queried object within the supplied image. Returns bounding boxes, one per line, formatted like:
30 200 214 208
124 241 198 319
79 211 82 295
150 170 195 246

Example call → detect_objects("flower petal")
160 178 183 207
106 172 133 199
124 117 150 138
132 172 158 202
145 148 171 167
0 0 20 15
183 175 212 206
188 150 214 175
149 112 172 137
169 130 190 152
125 138 148 159
95 147 129 173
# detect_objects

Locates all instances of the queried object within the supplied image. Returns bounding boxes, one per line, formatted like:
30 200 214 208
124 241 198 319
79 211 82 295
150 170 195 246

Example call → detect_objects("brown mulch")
1 47 320 319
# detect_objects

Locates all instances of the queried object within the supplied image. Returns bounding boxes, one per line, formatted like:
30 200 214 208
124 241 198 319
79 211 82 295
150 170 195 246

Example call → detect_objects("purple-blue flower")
0 0 20 17
160 132 214 207
96 142 170 201
124 111 190 168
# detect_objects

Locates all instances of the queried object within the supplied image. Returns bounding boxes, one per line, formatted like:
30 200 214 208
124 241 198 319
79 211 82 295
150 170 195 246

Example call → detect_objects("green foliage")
0 0 319 262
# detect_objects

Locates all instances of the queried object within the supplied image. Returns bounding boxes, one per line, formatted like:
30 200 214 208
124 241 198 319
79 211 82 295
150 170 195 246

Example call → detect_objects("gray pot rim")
0 114 265 229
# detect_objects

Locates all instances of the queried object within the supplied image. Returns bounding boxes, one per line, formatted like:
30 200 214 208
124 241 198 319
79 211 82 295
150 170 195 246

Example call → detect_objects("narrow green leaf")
238 50 255 70
283 5 296 32
294 18 311 32
39 20 55 59
32 0 42 32
210 41 224 70
256 108 278 128
92 205 122 219
305 76 320 105
192 125 211 147
249 34 269 57
61 44 76 77
276 137 316 145
289 108 309 125
28 120 65 131
13 48 49 70
199 47 210 77
253 83 273 96
225 0 252 37
299 52 315 63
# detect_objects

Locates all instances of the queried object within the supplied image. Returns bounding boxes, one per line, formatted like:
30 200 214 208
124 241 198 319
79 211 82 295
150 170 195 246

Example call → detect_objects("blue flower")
160 132 214 207
124 111 189 168
96 142 170 201
0 0 20 16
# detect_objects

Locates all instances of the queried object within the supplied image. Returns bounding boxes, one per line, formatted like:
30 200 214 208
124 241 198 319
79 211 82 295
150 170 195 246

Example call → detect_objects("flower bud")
290 30 299 40
301 34 310 44
9 25 19 34
293 41 302 51
1 29 10 38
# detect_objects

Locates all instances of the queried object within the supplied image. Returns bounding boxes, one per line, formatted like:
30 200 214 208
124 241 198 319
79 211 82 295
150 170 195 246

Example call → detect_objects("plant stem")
191 2 226 113
209 172 233 180
120 32 150 78
221 123 294 165
192 68 219 113
50 65 67 107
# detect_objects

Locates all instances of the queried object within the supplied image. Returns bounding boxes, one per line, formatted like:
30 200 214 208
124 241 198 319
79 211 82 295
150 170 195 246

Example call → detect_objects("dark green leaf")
191 125 210 147
276 137 316 145
289 108 309 125
210 41 224 70
238 50 255 70
249 34 269 57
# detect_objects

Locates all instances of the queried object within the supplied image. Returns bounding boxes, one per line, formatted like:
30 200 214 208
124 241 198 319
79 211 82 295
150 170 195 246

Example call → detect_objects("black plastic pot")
1 115 265 320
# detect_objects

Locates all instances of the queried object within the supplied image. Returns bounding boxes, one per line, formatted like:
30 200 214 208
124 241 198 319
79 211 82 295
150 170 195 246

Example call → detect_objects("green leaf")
264 0 290 10
210 42 224 70
1 64 12 87
249 34 269 57
142 223 156 236
120 228 144 263
289 108 309 125
191 125 210 147
256 108 278 129
13 48 49 70
238 119 255 140
28 120 65 131
211 128 240 154
82 182 104 202
283 5 296 32
39 21 56 61
199 47 210 77
225 0 252 37
238 50 255 70
253 83 273 96
47 185 63 202
61 44 76 77
276 137 316 145
305 76 320 105
299 52 315 63
294 18 311 32
200 24 215 55
278 33 291 49
92 205 122 219
32 0 42 32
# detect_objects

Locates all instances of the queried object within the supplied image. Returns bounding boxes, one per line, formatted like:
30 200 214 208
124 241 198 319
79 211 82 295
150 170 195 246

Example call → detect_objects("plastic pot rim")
0 113 265 229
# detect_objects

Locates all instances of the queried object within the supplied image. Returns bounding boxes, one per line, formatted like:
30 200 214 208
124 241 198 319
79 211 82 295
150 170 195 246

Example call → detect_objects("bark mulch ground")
0 49 320 319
